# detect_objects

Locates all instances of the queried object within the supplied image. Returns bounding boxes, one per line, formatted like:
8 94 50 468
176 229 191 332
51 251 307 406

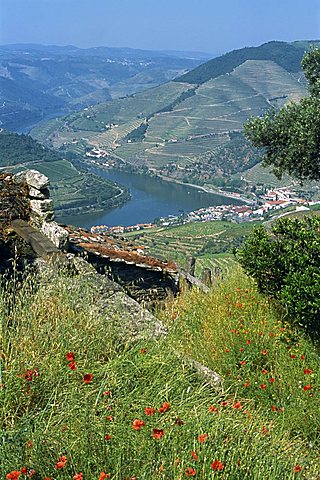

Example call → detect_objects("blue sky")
0 0 319 54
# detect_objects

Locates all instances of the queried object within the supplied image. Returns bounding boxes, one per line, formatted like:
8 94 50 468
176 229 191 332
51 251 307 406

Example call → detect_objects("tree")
244 48 320 181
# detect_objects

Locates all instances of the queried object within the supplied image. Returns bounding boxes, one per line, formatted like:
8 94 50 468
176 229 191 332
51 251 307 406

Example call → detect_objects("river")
57 166 243 229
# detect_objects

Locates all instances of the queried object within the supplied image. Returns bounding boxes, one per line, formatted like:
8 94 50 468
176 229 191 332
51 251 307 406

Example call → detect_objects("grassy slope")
1 269 319 478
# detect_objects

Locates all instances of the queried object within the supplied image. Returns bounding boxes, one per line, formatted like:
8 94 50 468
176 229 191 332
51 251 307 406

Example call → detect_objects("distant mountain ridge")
176 40 320 84
0 44 208 131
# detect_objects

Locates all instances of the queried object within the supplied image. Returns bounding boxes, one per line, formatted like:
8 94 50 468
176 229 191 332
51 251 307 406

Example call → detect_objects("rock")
15 170 50 190
29 186 50 199
30 199 54 215
40 221 69 250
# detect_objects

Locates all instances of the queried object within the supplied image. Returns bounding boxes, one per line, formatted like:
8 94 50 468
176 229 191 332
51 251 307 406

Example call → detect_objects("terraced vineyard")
124 220 257 276
32 42 308 185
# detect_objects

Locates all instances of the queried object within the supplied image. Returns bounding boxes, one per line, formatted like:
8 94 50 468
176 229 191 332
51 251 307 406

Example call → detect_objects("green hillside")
175 40 314 84
0 130 128 215
32 41 309 189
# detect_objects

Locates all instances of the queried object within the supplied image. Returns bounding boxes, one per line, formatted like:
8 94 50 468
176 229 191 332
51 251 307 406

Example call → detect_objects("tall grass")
0 268 319 479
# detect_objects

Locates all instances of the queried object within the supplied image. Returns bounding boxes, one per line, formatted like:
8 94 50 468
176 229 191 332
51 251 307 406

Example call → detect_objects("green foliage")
244 48 320 181
0 129 61 167
237 217 320 332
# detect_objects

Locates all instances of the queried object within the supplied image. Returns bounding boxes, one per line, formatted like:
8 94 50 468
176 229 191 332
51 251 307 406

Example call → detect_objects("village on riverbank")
91 184 320 234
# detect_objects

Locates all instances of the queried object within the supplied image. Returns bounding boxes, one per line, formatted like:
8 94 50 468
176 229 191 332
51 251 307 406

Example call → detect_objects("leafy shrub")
236 216 320 332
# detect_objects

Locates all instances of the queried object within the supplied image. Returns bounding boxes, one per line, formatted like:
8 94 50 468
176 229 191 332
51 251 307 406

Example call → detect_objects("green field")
124 220 257 275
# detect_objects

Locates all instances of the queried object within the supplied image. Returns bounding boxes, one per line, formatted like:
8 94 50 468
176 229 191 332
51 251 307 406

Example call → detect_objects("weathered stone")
30 199 54 216
15 170 50 190
29 186 50 199
40 221 69 250
30 210 55 224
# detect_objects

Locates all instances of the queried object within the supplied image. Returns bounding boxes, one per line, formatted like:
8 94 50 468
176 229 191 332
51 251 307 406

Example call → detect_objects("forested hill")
0 129 61 167
176 41 320 84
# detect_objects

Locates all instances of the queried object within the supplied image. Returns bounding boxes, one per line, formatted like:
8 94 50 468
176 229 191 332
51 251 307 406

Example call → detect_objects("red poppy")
303 385 312 391
239 361 246 366
261 349 267 355
211 460 224 471
232 401 243 409
271 405 277 411
290 354 296 359
140 348 148 354
83 374 93 384
225 348 230 353
209 405 218 412
239 347 244 352
144 407 155 416
220 401 228 407
198 434 208 443
106 415 113 421
261 426 269 435
6 471 21 480
294 465 302 474
300 355 305 360
98 474 110 480
158 402 170 413
191 451 199 461
103 390 111 396
244 381 250 387
43 478 52 480
21 468 27 474
55 455 67 469
132 419 145 431
68 360 77 370
246 339 251 344
66 352 75 361
269 378 275 383
73 474 83 480
260 384 266 389
185 467 196 477
105 434 111 441
304 369 312 374
98 473 110 480
152 428 164 439
262 369 268 374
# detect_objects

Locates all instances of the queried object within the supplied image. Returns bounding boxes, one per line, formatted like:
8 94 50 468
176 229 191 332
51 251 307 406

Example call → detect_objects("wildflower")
244 381 250 387
246 339 251 344
261 426 269 435
105 434 111 441
106 415 113 421
262 369 268 374
303 385 312 391
261 349 267 356
211 460 224 471
300 355 305 360
26 441 33 448
73 474 83 480
140 348 148 354
83 374 93 384
152 428 164 439
98 473 110 480
66 352 75 361
239 347 244 352
55 455 67 469
304 369 312 374
103 390 111 396
225 348 230 353
6 471 21 480
144 407 155 416
198 434 207 443
232 401 243 409
271 405 277 411
21 468 27 474
132 419 145 431
294 465 302 473
220 401 228 407
239 360 246 366
68 360 77 370
191 451 199 461
269 378 275 383
209 405 218 412
185 467 196 476
158 402 170 413
260 384 266 389
290 354 296 359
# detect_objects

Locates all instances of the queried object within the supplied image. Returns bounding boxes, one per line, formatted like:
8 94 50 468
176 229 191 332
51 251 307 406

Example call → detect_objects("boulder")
40 221 69 250
15 170 50 190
